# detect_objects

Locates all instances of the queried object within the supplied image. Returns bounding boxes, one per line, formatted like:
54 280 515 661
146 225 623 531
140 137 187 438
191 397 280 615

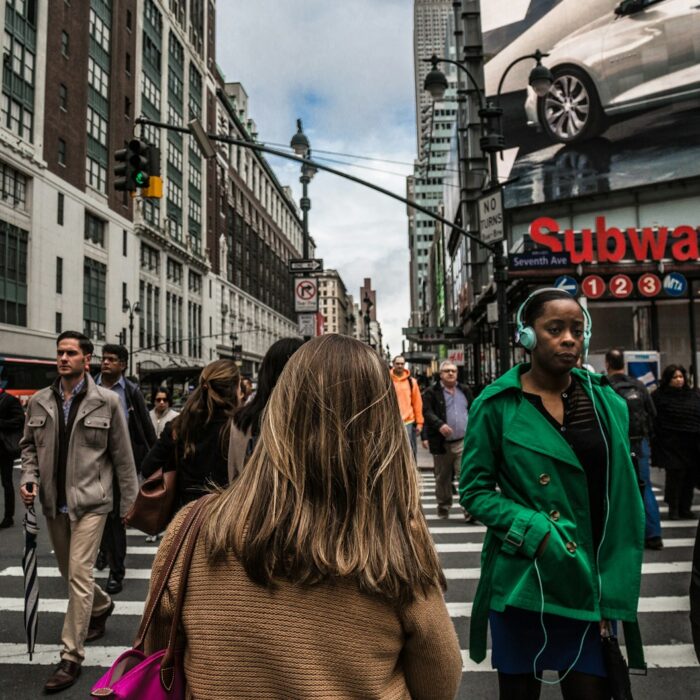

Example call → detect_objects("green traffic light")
135 171 148 187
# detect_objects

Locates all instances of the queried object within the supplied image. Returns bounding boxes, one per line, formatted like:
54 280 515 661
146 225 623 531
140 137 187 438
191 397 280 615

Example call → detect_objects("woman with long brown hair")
142 335 462 698
141 359 240 508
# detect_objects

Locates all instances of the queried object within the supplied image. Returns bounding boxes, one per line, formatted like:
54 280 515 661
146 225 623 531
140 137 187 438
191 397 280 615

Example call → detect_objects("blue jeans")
637 437 662 539
405 422 417 458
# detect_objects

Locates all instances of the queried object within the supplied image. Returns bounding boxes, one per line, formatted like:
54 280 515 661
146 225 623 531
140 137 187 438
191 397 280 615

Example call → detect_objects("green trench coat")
459 366 646 671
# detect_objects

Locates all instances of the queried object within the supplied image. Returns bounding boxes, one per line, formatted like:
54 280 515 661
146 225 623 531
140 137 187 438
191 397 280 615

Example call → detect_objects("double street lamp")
422 50 553 374
290 119 317 259
122 299 141 376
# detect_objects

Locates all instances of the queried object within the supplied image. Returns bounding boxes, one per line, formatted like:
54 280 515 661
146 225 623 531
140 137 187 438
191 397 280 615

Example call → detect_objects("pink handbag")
91 495 213 698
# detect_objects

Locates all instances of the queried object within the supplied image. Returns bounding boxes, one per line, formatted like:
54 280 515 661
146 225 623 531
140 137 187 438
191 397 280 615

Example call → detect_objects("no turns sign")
294 278 318 313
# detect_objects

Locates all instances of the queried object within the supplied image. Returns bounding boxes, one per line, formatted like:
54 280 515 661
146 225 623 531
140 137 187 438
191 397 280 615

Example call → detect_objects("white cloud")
216 1 416 353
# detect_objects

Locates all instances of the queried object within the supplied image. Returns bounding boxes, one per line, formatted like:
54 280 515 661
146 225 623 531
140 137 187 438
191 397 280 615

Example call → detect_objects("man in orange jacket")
390 356 424 458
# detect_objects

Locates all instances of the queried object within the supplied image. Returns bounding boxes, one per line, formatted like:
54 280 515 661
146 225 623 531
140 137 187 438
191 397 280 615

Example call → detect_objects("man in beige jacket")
20 330 138 693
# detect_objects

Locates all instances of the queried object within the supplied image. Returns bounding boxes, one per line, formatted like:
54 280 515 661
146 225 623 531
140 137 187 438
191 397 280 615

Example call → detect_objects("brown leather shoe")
86 600 115 642
44 659 81 693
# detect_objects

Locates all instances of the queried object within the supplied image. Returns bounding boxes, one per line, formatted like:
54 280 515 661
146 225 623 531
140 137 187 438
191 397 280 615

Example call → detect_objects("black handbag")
601 634 634 700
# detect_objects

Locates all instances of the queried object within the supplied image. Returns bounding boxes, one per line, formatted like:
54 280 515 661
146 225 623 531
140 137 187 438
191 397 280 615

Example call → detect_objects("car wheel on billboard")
537 67 605 144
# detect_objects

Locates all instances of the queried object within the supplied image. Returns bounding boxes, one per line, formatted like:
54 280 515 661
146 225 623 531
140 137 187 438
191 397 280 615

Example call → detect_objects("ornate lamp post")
422 50 553 374
122 299 141 376
290 119 317 259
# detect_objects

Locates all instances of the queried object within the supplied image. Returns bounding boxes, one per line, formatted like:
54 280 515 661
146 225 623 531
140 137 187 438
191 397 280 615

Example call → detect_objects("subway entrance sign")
478 190 504 244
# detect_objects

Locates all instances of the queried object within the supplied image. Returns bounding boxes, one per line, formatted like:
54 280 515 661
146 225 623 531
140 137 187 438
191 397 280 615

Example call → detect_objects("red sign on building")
582 275 606 299
638 273 662 298
609 274 633 299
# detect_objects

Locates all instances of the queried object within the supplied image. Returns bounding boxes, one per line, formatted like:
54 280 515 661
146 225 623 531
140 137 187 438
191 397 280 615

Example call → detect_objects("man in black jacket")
96 345 156 593
0 389 25 528
421 361 473 520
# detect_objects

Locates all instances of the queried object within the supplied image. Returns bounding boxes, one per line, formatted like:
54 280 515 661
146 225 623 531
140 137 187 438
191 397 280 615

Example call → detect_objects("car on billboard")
524 0 700 143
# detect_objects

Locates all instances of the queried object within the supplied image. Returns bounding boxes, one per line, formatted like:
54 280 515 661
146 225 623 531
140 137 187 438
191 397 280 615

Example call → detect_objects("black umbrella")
22 483 39 660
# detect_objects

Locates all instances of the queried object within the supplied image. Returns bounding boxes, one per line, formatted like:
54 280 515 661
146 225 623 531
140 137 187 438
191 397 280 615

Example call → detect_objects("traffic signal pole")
133 117 500 259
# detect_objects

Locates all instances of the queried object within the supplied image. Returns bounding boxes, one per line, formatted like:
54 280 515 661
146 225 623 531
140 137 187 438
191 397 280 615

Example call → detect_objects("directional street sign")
554 275 578 296
294 277 318 313
289 258 323 274
297 313 316 337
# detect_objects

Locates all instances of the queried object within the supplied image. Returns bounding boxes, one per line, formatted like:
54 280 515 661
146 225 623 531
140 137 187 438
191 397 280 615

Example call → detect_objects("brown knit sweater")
144 504 463 699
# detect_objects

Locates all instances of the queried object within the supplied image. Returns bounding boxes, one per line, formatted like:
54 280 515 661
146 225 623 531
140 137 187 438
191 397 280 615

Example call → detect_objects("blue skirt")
489 607 614 677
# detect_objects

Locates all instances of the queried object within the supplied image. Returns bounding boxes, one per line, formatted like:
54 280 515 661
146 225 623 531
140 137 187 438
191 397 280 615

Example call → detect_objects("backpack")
610 377 648 440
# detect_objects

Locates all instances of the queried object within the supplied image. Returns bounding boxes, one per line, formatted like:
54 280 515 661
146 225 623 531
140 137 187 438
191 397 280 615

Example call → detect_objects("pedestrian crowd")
1 291 700 697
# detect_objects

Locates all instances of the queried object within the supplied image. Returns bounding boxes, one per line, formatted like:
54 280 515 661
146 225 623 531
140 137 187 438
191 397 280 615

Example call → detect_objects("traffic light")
128 139 150 189
141 145 162 199
113 145 133 192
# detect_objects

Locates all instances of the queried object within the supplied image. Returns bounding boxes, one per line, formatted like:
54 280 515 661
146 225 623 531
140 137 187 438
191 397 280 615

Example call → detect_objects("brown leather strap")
159 494 213 689
132 494 213 649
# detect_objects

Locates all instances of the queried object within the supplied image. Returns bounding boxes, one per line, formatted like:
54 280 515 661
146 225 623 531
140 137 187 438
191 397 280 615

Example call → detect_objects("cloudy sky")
216 0 416 355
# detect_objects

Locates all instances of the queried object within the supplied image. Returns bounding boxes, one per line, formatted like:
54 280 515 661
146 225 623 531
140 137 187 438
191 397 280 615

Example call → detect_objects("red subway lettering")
627 227 668 261
530 217 563 252
670 226 699 262
596 217 625 263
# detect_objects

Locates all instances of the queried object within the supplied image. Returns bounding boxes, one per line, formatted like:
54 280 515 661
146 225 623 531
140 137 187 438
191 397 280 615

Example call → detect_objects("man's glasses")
441 369 457 373
155 398 168 403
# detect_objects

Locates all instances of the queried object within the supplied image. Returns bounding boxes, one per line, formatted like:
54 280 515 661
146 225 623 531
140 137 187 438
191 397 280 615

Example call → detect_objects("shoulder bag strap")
132 494 213 649
159 494 214 691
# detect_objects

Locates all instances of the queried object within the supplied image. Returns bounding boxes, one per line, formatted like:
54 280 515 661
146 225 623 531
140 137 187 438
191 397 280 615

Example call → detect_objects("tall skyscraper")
413 0 452 153
408 0 455 325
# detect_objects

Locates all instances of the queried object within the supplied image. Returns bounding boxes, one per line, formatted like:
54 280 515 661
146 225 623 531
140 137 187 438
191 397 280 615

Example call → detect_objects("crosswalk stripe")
429 521 697 534
443 561 692 580
0 643 128 667
1 642 697 671
435 538 694 553
446 596 690 617
2 559 691 583
0 598 144 615
0 594 687 618
458 645 700 672
0 566 153 579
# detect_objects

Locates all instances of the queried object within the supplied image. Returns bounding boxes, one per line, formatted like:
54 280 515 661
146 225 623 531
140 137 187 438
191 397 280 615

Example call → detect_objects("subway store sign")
530 217 699 264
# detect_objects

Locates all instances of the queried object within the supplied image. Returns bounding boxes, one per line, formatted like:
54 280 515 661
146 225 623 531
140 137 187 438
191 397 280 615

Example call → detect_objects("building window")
122 229 127 257
87 107 108 146
55 312 62 334
125 52 131 75
57 139 66 166
56 256 63 293
124 96 131 117
57 193 64 225
59 84 67 110
84 211 105 247
188 270 201 294
166 257 182 284
0 221 29 326
122 282 127 307
61 31 69 56
85 158 106 193
0 161 27 209
83 257 106 340
140 242 160 273
126 8 132 30
87 58 109 99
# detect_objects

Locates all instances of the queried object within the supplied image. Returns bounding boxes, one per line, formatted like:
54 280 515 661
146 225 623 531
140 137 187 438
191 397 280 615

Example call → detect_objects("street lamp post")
290 119 317 259
422 51 553 375
122 299 141 376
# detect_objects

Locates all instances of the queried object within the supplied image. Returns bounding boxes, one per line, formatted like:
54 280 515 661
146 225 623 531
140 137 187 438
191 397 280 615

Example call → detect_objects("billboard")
483 0 700 208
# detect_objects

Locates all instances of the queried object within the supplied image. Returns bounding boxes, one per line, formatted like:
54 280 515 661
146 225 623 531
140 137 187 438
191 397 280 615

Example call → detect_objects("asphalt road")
1 453 699 698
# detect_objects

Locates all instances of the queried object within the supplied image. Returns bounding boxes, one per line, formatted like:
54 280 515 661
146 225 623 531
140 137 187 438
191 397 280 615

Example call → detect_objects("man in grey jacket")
19 331 138 693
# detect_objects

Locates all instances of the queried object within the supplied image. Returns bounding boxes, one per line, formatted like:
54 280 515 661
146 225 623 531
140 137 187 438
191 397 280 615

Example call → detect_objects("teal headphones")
515 287 592 361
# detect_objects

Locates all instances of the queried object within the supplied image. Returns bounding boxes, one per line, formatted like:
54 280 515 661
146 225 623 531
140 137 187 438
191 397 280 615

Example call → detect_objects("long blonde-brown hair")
203 334 445 604
171 359 240 459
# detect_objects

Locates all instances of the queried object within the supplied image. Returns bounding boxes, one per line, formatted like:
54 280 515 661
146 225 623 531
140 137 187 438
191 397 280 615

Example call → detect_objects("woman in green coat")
460 289 645 699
